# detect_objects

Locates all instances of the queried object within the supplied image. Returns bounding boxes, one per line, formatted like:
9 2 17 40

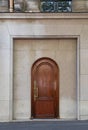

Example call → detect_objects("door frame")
31 57 59 118
10 35 80 120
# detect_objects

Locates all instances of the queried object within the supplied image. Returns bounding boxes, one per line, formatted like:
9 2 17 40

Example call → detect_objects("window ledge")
0 12 88 19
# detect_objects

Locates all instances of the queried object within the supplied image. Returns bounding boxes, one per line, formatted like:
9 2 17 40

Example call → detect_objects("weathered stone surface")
0 13 88 121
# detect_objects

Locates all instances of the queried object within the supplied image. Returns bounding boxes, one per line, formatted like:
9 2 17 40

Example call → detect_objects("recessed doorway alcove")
13 38 77 120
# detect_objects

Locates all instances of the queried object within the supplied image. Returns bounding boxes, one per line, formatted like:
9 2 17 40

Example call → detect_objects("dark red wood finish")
31 58 59 118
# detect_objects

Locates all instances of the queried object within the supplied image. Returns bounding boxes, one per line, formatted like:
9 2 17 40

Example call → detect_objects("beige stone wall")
0 21 11 121
0 13 88 121
72 0 88 12
13 39 77 120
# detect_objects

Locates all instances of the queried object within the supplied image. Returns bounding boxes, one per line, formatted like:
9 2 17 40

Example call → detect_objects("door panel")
31 58 59 118
37 64 53 98
35 99 54 118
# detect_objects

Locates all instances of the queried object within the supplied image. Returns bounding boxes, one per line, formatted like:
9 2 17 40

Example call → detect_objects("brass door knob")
34 81 38 101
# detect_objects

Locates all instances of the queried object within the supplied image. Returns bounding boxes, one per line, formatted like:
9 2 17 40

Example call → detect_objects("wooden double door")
31 58 59 118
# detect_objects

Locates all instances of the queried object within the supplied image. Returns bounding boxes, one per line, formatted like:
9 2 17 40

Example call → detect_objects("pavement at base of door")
0 120 88 130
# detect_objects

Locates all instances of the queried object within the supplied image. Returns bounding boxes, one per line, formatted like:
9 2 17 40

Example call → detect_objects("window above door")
40 0 72 13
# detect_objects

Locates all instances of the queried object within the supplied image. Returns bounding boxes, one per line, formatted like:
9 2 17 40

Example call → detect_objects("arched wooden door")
31 58 59 118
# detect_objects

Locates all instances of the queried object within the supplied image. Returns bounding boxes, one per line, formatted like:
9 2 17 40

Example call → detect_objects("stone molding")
0 13 88 19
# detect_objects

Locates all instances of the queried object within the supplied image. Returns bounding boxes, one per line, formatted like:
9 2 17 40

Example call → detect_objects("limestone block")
32 39 59 51
6 19 82 36
60 99 77 119
13 50 30 74
0 50 10 75
58 39 77 51
0 100 9 121
0 74 9 100
14 72 29 87
80 115 88 120
6 20 60 36
0 49 10 102
72 0 88 12
33 50 56 61
80 49 88 74
13 100 30 119
56 50 76 100
6 21 34 35
14 39 32 51
80 75 88 100
80 25 88 49
0 24 10 49
14 74 30 100
80 101 88 116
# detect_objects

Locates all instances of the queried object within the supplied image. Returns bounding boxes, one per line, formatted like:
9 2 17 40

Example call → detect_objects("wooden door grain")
31 58 59 118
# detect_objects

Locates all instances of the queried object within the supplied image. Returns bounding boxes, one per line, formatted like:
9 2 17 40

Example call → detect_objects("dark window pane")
40 0 72 13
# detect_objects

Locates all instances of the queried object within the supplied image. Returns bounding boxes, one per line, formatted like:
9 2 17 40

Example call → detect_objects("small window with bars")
40 0 72 12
